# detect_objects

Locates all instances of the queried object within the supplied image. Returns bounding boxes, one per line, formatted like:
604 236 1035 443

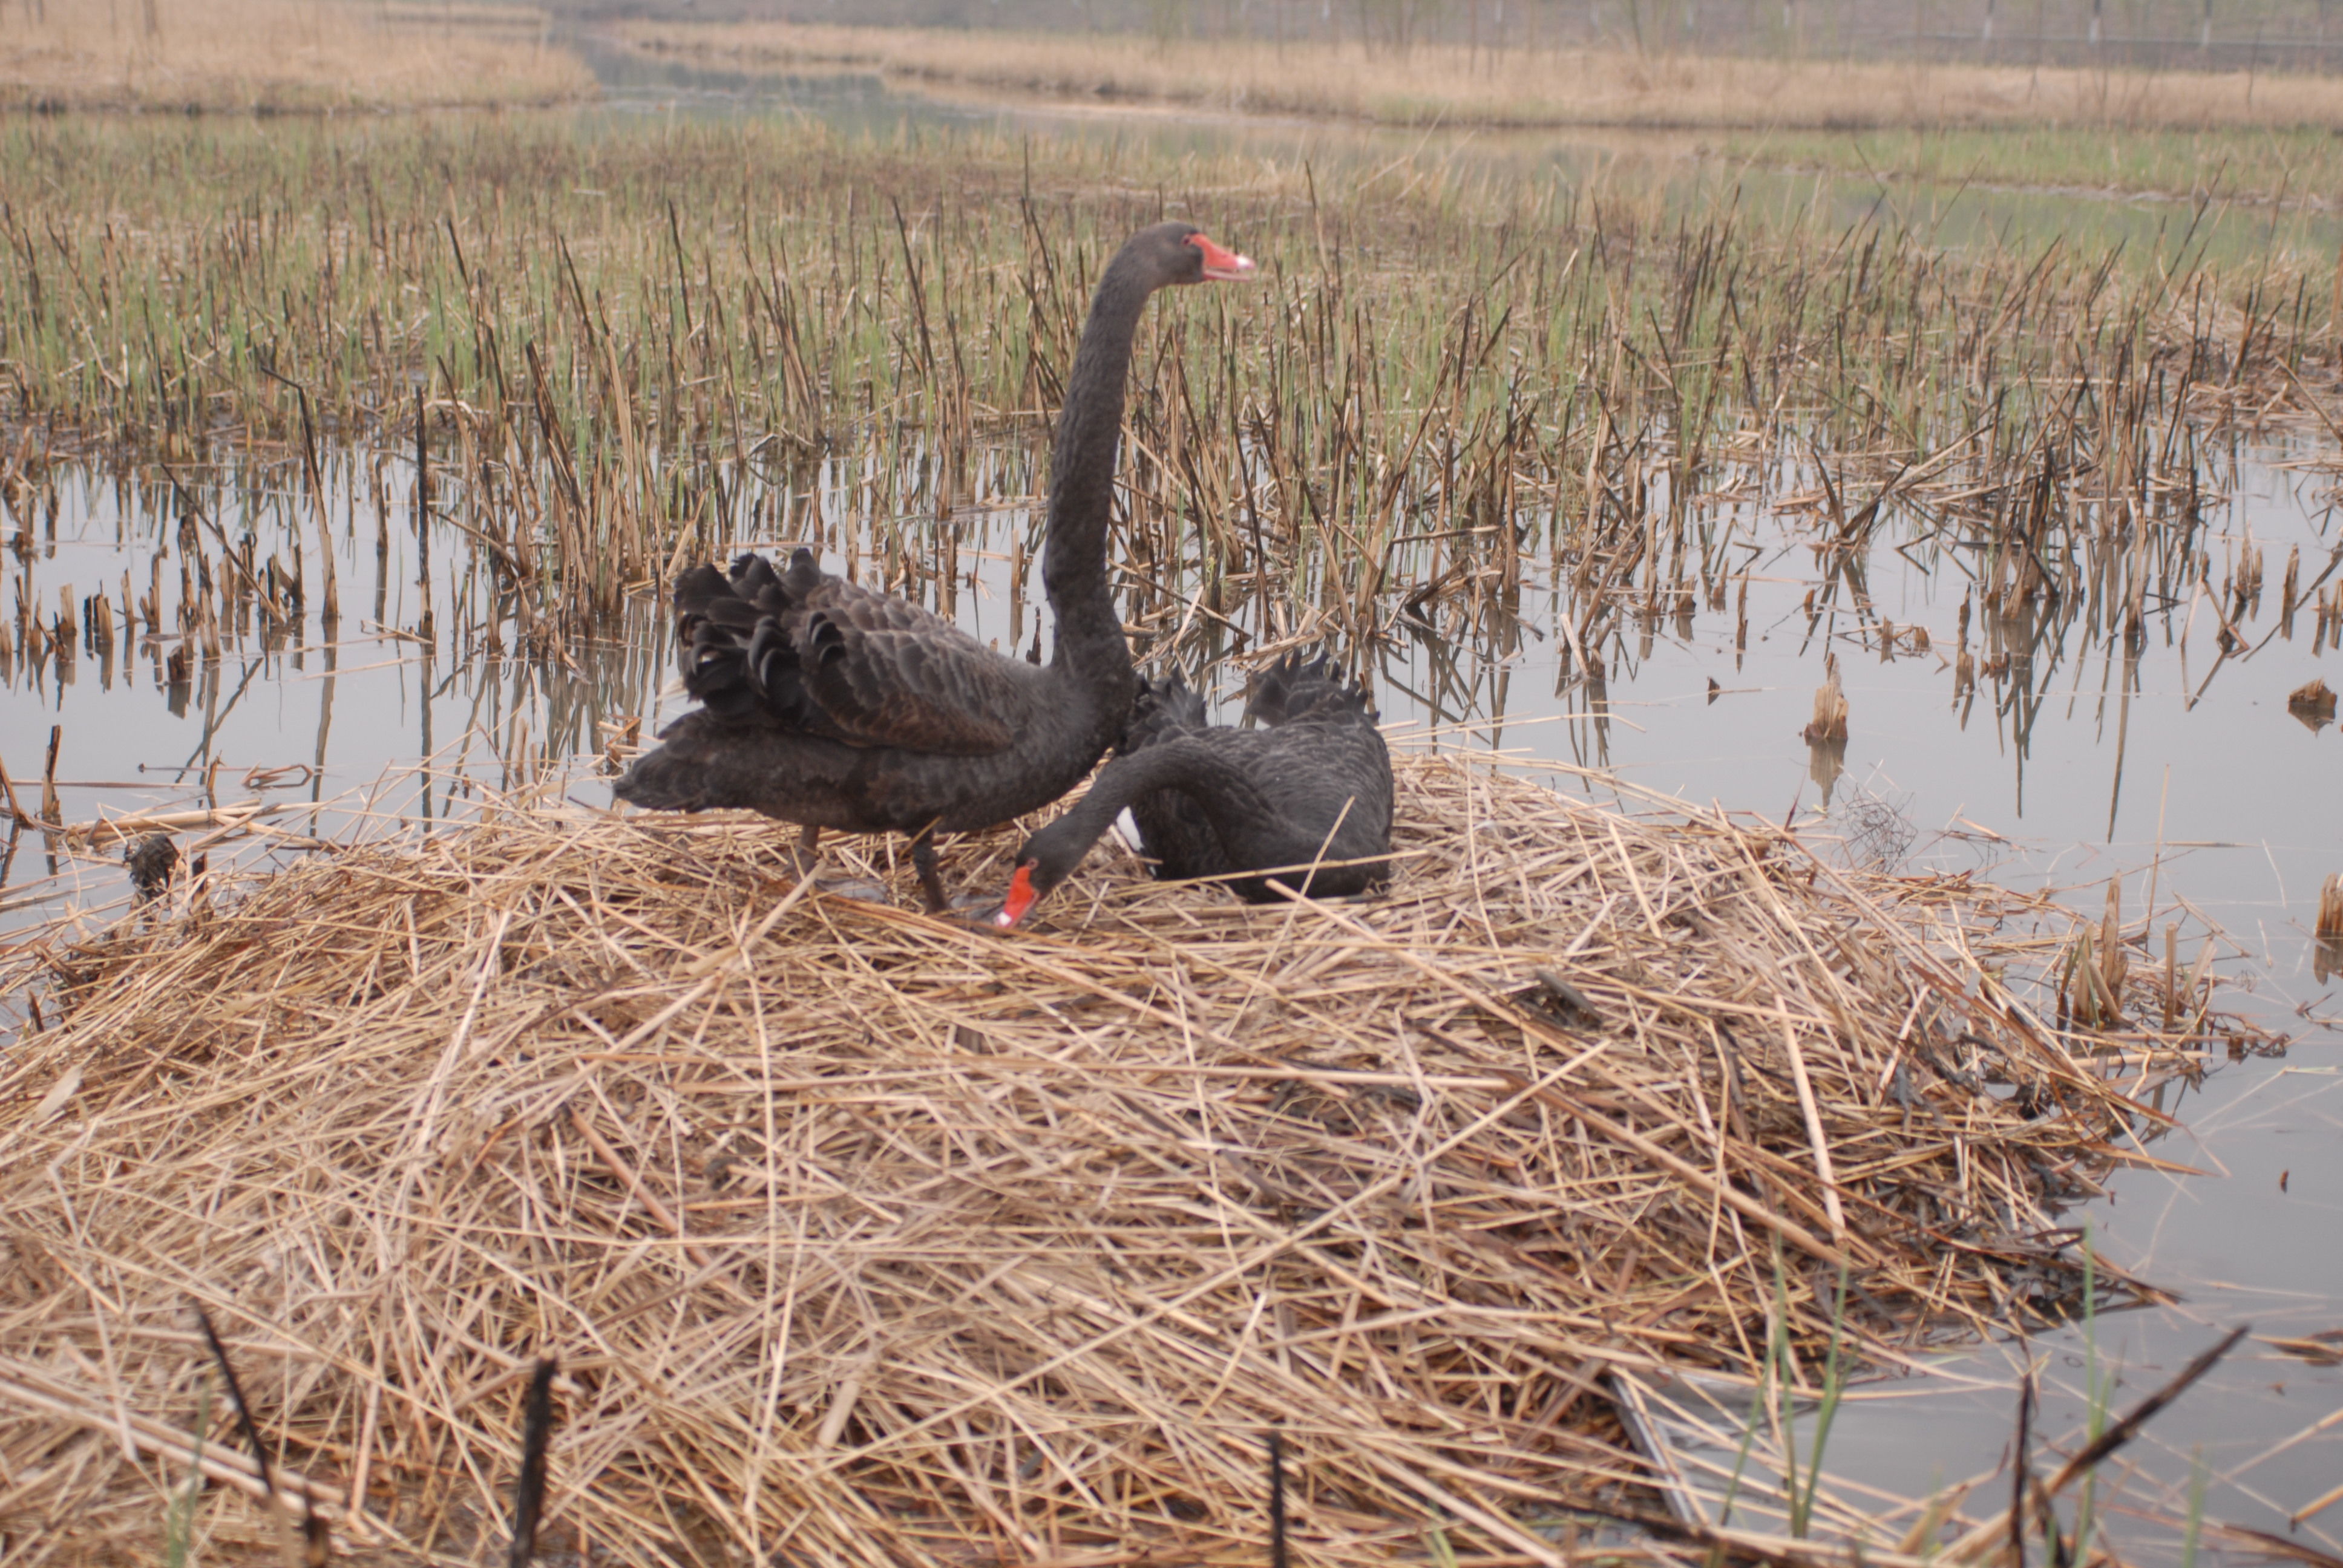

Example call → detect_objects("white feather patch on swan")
1112 808 1144 855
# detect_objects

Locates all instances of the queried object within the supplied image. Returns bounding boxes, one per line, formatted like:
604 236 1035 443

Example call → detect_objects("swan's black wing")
1224 650 1392 901
678 550 1020 756
1121 671 1233 881
1246 651 1378 729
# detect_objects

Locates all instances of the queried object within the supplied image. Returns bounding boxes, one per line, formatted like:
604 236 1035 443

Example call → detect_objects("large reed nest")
0 755 2228 1566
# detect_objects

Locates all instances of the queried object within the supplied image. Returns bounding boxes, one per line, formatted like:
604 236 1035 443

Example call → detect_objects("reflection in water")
3 430 2337 918
1805 734 1847 805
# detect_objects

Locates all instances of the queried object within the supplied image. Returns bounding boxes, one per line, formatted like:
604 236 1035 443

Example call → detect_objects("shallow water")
3 67 2341 1560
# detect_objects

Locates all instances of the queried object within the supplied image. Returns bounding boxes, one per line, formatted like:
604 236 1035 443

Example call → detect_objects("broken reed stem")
1774 1016 1849 1240
38 725 61 826
1804 656 1850 743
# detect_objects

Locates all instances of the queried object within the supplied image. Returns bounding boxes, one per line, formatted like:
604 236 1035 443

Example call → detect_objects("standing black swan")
992 651 1394 927
612 223 1256 909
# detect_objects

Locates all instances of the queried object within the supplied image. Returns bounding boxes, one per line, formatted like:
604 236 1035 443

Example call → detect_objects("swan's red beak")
994 861 1041 929
1188 232 1257 283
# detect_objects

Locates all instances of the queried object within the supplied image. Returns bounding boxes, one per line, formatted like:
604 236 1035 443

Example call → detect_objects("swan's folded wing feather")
670 554 1021 753
796 586 1021 755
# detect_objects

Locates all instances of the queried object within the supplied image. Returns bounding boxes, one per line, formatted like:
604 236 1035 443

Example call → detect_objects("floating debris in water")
2289 678 2337 732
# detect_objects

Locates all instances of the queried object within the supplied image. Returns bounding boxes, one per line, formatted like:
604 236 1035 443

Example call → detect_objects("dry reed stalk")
1803 657 1849 742
0 756 2258 1563
0 0 590 113
614 20 2343 132
62 801 283 848
2318 873 2343 942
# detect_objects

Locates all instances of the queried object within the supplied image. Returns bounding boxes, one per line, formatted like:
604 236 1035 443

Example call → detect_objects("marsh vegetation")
6 113 2337 703
0 93 2339 1566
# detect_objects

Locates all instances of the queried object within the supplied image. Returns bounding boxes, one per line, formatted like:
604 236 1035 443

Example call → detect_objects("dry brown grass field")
617 16 2343 130
0 0 592 112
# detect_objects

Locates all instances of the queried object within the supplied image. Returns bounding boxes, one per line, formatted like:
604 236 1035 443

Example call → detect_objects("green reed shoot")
2075 1223 2108 1561
162 1374 213 1568
2181 1445 2209 1568
1789 1262 1852 1539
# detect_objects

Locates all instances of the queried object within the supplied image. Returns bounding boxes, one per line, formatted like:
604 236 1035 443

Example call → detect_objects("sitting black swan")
611 222 1256 908
993 652 1395 927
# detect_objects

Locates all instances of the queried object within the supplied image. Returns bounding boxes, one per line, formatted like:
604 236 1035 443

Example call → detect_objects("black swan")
993 651 1394 927
612 222 1256 908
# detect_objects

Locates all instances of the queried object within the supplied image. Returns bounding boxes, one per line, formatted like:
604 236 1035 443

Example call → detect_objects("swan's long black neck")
1033 740 1268 875
1043 248 1156 684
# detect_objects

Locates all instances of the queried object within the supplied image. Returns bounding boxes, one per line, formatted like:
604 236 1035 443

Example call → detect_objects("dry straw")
0 755 2249 1564
0 0 589 113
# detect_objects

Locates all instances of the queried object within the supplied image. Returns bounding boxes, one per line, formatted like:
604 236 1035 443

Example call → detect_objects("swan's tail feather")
610 727 707 809
673 561 733 621
730 550 785 599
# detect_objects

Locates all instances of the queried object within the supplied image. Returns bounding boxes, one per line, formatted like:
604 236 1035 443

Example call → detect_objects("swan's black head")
992 818 1094 929
1118 220 1257 290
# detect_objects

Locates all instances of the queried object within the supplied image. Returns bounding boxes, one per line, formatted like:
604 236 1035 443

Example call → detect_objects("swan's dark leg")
785 823 820 880
910 829 951 913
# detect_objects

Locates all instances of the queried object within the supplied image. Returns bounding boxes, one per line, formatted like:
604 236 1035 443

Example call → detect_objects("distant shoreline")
608 18 2343 134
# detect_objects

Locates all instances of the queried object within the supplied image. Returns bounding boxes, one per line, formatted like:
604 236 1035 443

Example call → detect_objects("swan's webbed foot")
779 824 893 902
